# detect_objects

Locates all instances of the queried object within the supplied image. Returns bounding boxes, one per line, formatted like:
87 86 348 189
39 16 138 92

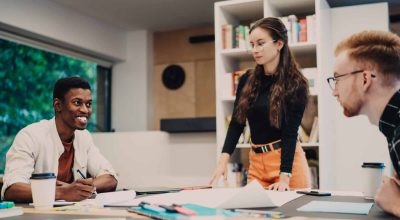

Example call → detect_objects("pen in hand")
76 169 97 195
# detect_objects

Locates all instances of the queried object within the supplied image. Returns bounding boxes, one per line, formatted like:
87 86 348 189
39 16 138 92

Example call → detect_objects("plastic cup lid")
30 173 56 179
361 162 385 169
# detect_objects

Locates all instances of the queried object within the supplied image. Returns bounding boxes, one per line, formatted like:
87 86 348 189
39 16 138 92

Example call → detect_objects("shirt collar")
379 90 400 139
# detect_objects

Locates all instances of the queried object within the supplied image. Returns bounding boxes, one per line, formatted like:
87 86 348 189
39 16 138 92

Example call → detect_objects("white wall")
92 132 216 189
112 30 154 131
330 3 392 191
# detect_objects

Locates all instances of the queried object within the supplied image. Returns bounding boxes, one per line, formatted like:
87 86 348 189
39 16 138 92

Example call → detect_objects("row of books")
279 14 316 44
221 24 250 50
221 14 317 49
225 68 318 98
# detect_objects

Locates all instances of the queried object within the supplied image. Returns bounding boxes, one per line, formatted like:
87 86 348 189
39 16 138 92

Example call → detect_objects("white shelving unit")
215 0 333 188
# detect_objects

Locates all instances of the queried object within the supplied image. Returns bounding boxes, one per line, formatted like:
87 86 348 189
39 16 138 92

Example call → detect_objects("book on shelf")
221 24 250 49
231 70 246 96
279 14 316 44
298 125 310 143
309 117 319 143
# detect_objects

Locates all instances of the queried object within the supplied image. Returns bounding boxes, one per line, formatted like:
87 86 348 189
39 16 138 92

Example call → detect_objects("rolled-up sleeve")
1 130 35 199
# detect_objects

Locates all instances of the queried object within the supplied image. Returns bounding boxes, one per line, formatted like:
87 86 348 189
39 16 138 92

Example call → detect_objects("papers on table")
111 180 303 209
297 201 373 215
95 190 136 206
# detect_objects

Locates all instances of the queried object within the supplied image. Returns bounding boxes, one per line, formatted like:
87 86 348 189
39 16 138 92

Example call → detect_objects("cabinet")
214 0 335 188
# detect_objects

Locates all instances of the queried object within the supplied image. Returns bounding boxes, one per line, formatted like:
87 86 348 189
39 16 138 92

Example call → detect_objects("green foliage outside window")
0 38 97 174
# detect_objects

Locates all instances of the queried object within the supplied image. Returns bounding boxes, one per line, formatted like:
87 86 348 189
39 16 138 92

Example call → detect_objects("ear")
362 71 373 92
276 40 284 51
53 98 62 113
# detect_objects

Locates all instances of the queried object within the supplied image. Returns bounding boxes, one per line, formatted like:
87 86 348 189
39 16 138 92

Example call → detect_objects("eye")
73 100 81 106
86 102 92 108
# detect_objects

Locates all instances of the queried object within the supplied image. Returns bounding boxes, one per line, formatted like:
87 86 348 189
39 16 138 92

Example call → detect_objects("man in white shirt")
2 76 118 202
328 31 400 217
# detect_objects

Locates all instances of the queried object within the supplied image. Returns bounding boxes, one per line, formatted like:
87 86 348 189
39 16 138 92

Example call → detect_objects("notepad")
297 201 373 215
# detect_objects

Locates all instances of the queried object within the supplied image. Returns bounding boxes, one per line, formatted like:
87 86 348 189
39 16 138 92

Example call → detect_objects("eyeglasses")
326 70 376 90
247 40 276 53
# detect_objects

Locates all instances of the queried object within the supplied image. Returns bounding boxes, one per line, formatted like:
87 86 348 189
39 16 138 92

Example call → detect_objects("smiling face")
249 27 282 67
56 88 92 131
332 51 364 117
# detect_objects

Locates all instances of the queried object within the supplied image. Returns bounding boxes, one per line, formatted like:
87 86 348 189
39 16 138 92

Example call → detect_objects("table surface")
4 194 398 219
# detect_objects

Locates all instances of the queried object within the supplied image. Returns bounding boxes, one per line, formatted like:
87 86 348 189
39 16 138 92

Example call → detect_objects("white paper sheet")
110 180 303 209
95 190 136 206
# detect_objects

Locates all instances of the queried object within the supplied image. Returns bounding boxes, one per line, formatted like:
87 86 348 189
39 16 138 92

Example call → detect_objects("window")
0 38 112 173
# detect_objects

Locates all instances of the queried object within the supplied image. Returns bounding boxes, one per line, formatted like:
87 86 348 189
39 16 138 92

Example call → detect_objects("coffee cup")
30 173 56 210
361 162 385 199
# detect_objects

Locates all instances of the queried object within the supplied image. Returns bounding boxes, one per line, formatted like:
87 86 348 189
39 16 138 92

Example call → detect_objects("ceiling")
52 0 400 33
52 0 223 32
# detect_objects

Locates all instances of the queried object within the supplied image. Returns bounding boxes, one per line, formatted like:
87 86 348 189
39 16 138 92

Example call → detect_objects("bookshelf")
215 0 334 189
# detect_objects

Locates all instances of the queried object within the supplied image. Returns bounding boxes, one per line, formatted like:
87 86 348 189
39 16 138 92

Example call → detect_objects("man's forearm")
93 174 117 192
4 183 33 203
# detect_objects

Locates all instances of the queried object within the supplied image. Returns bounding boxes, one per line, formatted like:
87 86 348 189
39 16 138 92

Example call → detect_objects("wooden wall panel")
195 60 215 117
153 62 196 130
153 26 216 130
154 26 215 65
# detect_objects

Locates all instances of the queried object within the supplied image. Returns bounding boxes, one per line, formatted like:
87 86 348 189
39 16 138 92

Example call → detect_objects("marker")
172 204 196 216
139 202 166 213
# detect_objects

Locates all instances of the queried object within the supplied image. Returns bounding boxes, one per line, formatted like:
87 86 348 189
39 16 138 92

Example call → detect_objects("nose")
80 104 89 113
332 87 339 97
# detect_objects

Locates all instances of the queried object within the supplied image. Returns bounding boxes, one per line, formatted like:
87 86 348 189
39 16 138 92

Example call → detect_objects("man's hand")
56 178 96 201
375 176 400 217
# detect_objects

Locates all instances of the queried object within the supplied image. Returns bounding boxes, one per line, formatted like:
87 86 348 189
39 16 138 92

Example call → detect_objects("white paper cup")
30 173 56 210
361 162 385 199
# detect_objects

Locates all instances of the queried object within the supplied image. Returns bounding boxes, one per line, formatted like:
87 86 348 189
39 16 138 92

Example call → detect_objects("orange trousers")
247 145 311 189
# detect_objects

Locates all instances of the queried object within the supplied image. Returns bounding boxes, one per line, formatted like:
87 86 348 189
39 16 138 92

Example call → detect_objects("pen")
139 202 166 213
172 204 196 216
76 169 97 195
233 209 284 218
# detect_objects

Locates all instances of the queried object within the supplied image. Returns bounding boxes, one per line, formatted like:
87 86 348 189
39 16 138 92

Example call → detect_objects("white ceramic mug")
361 162 385 199
30 173 56 210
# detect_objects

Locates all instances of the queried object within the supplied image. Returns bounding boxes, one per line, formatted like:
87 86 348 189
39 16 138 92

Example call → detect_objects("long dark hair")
235 17 308 128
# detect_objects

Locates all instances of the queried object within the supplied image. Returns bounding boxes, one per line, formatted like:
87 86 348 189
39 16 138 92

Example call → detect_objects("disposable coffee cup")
361 162 385 199
30 173 56 210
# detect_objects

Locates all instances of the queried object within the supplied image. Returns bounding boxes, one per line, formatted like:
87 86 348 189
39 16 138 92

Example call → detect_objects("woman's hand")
209 153 230 185
268 173 290 191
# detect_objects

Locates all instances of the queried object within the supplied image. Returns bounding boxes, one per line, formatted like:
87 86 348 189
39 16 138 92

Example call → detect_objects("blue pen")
139 202 166 213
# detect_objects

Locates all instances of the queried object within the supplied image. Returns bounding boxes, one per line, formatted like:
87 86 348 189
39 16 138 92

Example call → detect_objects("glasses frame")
247 39 276 53
326 70 376 90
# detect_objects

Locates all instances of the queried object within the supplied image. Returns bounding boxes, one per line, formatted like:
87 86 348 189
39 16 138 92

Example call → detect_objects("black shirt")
222 72 307 173
379 89 400 176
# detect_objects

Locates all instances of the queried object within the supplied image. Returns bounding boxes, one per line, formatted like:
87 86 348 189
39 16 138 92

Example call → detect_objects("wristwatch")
280 172 292 177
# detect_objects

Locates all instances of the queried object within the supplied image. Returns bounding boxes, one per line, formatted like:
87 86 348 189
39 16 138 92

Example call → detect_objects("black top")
379 89 400 176
222 72 307 173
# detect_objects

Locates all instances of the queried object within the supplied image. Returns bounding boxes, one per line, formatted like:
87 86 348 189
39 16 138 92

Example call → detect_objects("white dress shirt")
1 117 118 199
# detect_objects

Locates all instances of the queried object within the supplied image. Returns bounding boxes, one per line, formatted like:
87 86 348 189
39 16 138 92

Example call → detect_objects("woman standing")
210 17 310 191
